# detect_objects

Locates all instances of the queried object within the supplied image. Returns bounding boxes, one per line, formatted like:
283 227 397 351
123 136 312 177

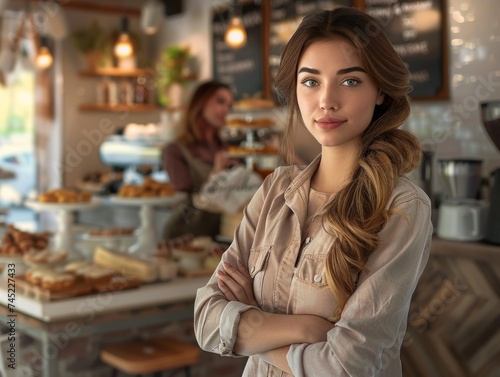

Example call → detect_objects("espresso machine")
481 101 500 244
436 159 488 241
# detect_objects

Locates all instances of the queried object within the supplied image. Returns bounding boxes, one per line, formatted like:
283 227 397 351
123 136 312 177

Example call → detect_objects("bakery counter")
0 276 212 377
402 237 500 377
0 276 209 322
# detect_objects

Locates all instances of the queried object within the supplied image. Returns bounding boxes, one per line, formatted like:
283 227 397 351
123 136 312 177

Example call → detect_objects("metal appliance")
481 101 500 244
436 159 488 241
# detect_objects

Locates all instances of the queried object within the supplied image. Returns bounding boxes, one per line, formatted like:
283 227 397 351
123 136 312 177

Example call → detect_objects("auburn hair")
177 80 232 146
275 7 422 322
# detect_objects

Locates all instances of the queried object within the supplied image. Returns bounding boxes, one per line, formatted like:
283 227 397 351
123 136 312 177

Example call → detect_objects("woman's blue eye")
302 79 318 87
342 78 359 87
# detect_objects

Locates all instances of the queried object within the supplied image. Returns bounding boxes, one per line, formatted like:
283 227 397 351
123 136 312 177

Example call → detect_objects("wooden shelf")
79 68 156 78
79 104 160 112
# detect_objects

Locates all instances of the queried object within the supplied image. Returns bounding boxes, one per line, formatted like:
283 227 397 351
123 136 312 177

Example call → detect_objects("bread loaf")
93 247 158 283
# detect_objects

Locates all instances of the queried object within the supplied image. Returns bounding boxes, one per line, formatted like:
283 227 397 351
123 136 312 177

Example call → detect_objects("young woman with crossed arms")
194 7 432 376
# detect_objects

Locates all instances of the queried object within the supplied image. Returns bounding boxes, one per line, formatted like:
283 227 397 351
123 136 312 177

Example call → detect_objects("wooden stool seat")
100 337 200 376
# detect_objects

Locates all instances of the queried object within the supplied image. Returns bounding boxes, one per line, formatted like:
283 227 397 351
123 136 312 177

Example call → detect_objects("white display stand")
25 199 103 260
109 192 187 255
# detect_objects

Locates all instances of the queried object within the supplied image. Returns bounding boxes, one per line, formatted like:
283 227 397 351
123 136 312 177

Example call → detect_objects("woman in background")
194 7 432 377
162 80 236 239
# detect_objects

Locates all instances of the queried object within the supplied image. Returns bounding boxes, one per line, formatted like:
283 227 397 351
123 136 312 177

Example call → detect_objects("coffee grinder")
480 101 500 244
436 159 488 241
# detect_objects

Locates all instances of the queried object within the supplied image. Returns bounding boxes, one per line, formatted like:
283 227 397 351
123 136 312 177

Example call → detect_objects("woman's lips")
315 117 346 130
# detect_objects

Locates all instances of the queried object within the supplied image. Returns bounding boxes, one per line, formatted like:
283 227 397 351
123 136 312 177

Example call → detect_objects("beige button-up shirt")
194 155 432 376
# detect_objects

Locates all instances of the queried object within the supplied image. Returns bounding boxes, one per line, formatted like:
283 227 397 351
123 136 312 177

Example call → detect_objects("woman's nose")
320 86 339 110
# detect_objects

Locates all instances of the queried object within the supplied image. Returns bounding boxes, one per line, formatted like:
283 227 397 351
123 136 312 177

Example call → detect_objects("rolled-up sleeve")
194 172 272 357
287 195 432 376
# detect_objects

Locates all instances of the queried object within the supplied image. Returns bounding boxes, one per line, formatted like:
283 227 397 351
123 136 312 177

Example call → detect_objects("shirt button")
305 237 311 244
314 274 322 283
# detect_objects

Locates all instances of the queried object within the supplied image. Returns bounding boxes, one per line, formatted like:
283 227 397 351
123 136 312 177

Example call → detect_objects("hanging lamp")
224 1 247 49
35 36 53 69
114 17 134 58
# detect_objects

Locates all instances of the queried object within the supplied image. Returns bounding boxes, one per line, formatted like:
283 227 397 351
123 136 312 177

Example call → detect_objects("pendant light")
114 17 134 58
140 0 165 35
36 36 53 70
224 1 247 49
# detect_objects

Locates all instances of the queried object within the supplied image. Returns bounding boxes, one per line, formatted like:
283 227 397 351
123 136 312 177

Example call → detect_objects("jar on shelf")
97 77 117 104
134 76 149 104
119 79 134 105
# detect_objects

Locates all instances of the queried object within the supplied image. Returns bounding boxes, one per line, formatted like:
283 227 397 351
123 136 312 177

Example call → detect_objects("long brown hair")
275 7 422 322
177 80 232 145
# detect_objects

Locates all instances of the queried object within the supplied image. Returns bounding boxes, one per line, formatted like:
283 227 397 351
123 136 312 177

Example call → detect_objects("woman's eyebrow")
337 66 367 75
297 66 367 75
298 67 319 74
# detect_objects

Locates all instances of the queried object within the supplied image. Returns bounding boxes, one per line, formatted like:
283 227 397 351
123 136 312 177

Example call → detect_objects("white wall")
59 8 160 187
407 0 500 187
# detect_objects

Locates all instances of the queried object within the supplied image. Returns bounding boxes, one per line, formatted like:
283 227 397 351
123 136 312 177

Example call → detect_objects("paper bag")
193 166 263 214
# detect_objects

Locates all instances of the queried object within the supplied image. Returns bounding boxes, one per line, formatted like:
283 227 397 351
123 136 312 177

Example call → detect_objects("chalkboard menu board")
212 2 264 100
268 0 352 101
364 0 448 99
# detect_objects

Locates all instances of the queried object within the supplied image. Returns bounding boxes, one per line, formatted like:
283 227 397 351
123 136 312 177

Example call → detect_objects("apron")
162 143 221 240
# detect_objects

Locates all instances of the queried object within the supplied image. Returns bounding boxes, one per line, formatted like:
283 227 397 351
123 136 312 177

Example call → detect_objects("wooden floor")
402 239 500 377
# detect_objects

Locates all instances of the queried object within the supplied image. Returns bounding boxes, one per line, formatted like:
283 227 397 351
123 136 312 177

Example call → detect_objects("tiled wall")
405 0 500 192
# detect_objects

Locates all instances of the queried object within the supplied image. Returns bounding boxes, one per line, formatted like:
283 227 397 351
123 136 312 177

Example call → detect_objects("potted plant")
71 21 111 70
156 45 194 108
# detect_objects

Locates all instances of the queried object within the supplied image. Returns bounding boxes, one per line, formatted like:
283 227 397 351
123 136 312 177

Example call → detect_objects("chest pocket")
290 253 337 319
248 245 271 308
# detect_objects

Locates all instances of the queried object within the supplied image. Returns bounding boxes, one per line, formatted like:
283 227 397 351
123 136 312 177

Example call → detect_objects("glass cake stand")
108 192 187 255
25 198 103 260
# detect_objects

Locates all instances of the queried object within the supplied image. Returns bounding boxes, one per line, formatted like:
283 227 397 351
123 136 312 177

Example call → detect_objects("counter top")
0 276 209 322
431 236 500 263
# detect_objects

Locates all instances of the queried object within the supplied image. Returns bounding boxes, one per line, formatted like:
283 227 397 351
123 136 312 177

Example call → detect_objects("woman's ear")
376 91 385 105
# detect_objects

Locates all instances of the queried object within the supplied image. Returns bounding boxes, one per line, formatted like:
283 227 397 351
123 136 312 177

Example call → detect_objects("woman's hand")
212 151 239 174
217 260 258 307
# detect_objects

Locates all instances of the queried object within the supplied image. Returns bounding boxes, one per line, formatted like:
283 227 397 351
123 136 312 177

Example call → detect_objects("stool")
100 337 201 377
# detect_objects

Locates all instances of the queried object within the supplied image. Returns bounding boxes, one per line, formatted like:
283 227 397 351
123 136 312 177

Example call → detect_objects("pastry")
64 260 92 274
226 117 275 127
25 267 76 291
93 275 141 292
233 98 276 110
0 225 50 256
118 179 175 198
38 188 93 203
23 250 67 265
39 271 75 291
87 227 135 237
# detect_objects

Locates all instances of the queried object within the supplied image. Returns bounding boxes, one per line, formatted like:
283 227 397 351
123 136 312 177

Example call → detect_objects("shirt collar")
283 154 322 228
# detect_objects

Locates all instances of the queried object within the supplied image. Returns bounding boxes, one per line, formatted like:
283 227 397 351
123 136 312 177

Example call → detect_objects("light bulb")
224 16 247 49
114 33 134 58
140 0 164 35
36 46 53 69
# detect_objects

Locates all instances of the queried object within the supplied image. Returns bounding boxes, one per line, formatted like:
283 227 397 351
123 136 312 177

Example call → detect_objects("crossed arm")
217 260 335 374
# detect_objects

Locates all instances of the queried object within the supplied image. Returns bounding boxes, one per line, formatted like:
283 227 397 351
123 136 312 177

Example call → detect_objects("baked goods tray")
13 275 141 301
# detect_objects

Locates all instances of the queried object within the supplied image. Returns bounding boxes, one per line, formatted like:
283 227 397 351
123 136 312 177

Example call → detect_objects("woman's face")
202 87 233 128
296 38 384 149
